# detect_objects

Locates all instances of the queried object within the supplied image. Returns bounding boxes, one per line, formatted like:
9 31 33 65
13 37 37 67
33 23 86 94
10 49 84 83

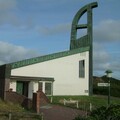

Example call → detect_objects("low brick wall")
39 90 50 106
6 90 50 113
32 90 50 113
6 91 32 109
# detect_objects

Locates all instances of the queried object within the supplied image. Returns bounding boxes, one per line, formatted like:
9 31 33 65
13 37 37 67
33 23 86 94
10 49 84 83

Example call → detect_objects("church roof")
11 46 90 69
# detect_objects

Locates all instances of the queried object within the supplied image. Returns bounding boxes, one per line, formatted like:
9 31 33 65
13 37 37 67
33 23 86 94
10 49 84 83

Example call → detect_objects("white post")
8 113 12 120
90 103 92 112
64 99 66 105
51 97 53 103
76 101 79 108
43 82 45 93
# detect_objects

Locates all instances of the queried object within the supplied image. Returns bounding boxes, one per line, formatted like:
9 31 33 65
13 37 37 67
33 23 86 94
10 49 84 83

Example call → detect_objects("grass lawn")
49 95 120 111
0 99 25 112
0 99 42 120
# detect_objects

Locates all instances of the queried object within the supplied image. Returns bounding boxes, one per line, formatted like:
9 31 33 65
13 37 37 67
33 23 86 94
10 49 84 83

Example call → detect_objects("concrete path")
40 104 87 120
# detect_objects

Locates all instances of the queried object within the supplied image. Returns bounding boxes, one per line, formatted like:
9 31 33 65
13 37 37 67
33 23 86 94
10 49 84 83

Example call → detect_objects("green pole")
108 78 110 105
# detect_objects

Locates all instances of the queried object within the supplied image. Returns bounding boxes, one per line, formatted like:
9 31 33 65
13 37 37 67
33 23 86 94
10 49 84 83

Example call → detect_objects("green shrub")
90 104 120 119
74 104 120 120
73 116 87 120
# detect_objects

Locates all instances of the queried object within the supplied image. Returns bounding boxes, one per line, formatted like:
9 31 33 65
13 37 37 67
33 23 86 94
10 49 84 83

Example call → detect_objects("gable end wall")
11 51 89 96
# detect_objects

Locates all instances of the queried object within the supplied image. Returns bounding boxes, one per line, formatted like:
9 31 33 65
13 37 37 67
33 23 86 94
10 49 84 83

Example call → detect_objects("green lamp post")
105 70 113 106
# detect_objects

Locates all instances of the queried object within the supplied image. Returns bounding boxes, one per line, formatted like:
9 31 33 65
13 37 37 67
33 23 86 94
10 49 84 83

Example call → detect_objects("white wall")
28 81 33 98
28 81 39 99
10 81 16 91
11 51 89 96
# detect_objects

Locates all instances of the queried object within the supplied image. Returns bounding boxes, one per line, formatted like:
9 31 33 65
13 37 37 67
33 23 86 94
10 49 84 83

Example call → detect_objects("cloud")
0 0 17 11
93 43 110 70
93 19 120 42
39 23 71 36
92 19 120 79
93 42 120 79
0 0 35 29
0 41 39 65
0 0 19 26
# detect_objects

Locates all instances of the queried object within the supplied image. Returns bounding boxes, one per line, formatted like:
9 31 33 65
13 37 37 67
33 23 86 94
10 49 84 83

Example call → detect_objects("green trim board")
11 47 90 69
10 76 55 82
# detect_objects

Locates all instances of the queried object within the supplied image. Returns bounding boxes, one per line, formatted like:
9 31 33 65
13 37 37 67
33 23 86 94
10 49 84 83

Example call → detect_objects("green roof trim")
11 46 90 69
10 76 55 82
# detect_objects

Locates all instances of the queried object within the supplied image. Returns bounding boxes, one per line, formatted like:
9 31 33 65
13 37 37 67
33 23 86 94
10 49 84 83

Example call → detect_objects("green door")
16 82 23 95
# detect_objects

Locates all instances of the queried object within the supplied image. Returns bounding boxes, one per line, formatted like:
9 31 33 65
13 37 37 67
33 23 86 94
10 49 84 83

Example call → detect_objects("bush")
73 116 86 120
74 104 120 120
90 104 120 120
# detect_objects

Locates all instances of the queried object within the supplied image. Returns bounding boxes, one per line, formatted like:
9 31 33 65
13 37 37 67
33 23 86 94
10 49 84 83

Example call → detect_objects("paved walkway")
40 104 87 120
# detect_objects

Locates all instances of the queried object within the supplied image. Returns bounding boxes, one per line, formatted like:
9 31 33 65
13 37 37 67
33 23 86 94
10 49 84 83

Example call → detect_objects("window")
79 60 85 78
45 83 52 95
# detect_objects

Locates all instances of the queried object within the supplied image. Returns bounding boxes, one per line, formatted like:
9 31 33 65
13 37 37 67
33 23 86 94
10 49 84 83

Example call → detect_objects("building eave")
10 75 55 82
10 46 90 69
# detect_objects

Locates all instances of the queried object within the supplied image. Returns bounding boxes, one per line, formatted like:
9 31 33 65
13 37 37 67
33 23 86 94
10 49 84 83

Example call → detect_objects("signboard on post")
98 83 110 87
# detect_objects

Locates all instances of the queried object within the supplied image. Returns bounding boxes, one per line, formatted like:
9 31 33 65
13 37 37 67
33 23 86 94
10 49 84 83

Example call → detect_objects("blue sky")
0 0 120 79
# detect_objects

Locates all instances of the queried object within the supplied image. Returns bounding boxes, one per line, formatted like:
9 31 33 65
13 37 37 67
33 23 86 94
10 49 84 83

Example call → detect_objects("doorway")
16 81 28 97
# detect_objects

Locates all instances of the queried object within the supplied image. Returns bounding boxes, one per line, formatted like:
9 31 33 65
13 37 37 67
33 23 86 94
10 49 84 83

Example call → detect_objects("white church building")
0 2 98 100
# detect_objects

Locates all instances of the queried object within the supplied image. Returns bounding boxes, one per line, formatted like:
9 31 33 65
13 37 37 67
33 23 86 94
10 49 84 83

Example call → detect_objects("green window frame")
79 60 85 78
45 82 52 95
39 82 43 91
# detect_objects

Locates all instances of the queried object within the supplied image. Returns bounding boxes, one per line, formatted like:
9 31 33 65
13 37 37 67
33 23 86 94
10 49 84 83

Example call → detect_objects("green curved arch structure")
70 2 98 49
70 2 98 95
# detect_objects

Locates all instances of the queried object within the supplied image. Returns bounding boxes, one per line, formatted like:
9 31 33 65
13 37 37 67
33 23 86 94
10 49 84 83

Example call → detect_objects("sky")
0 0 120 79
